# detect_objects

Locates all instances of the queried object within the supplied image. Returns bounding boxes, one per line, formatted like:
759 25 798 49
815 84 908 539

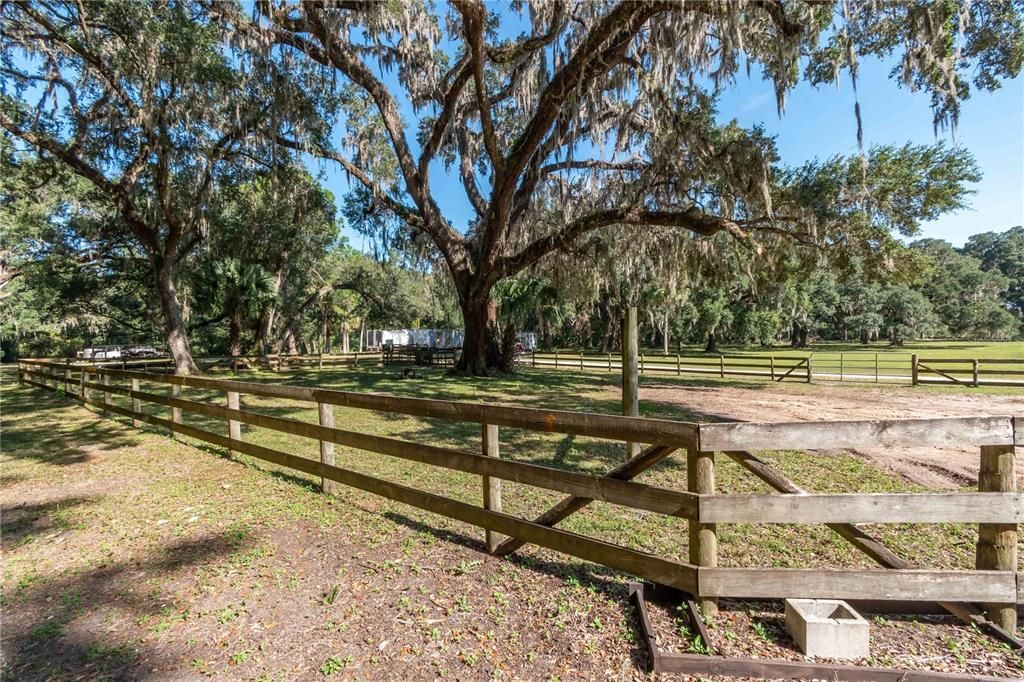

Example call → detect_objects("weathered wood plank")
129 389 699 519
700 416 1014 451
688 449 717 616
977 444 1018 632
699 493 1024 524
99 368 699 448
698 568 1017 602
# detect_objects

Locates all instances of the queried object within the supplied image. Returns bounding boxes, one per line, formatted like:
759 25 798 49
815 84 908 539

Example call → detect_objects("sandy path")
637 381 1024 489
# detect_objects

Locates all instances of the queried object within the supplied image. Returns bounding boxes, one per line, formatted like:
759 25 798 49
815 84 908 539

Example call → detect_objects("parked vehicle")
77 345 123 360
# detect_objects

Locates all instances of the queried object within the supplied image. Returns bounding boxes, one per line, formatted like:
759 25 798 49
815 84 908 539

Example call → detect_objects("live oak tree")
0 1 287 373
214 0 1023 374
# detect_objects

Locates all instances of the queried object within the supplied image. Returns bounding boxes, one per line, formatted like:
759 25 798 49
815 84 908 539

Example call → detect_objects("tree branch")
500 206 751 277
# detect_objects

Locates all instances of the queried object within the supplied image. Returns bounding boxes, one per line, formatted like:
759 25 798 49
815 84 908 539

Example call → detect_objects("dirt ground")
637 380 1024 489
4 369 1023 680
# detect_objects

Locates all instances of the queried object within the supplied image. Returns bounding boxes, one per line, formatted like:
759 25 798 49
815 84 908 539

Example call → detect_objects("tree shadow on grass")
2 387 142 467
1 495 100 551
2 532 248 682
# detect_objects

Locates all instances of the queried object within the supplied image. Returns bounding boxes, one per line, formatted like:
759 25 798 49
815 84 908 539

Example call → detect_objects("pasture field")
2 365 1022 680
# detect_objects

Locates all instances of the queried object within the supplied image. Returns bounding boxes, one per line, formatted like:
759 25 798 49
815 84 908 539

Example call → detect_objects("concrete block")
784 598 869 659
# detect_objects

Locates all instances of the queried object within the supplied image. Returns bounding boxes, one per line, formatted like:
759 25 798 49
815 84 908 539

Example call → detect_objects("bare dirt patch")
637 381 1024 489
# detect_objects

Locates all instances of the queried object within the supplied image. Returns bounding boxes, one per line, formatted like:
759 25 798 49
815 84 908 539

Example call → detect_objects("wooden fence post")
554 349 559 369
976 443 1017 632
319 352 323 371
676 353 681 376
973 359 980 387
875 353 879 383
608 352 612 372
911 354 919 386
131 378 141 428
103 373 112 412
622 308 639 459
64 363 72 397
688 448 717 617
227 391 241 457
318 402 336 494
580 351 584 370
482 423 503 553
640 353 645 375
806 354 814 383
839 353 844 381
171 384 182 437
80 368 88 401
719 355 724 378
769 356 775 381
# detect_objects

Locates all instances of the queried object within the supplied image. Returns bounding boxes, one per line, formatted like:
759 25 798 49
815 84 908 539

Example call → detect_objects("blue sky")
314 51 1023 252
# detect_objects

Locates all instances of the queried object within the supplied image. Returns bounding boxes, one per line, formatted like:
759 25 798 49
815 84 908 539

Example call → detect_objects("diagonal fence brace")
492 443 678 556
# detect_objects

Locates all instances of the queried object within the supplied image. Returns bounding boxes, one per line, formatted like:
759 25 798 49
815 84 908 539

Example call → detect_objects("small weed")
452 560 482 576
229 650 251 665
752 621 773 643
323 584 341 606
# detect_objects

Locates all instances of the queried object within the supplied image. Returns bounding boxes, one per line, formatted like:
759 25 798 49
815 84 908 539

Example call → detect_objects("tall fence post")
769 356 775 381
131 378 141 428
226 390 241 458
806 354 814 383
688 448 717 617
171 384 182 437
622 307 639 459
64 362 72 398
911 354 919 386
102 372 112 411
482 423 502 553
973 359 980 387
80 368 88 401
839 353 844 381
719 355 725 378
976 442 1017 632
318 402 336 494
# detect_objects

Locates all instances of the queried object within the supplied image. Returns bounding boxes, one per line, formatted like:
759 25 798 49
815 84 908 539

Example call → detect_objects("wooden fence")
529 350 1024 387
15 358 1023 639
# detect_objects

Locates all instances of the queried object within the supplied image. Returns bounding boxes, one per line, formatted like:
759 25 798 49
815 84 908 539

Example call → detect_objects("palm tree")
213 259 275 357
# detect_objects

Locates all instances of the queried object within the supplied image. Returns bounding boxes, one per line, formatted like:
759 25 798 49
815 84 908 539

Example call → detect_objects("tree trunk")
358 318 365 352
662 309 670 354
228 316 242 357
456 287 499 375
156 264 198 375
342 322 350 353
705 330 719 353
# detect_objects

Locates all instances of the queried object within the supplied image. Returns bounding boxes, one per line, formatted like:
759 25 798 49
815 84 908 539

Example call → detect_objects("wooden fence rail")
15 358 1024 638
529 350 1024 387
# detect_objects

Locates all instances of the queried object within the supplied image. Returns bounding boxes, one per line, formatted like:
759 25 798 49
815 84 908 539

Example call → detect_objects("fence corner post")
226 390 241 458
130 378 141 428
318 402 336 494
911 353 919 386
687 447 718 617
482 423 503 553
976 443 1017 632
